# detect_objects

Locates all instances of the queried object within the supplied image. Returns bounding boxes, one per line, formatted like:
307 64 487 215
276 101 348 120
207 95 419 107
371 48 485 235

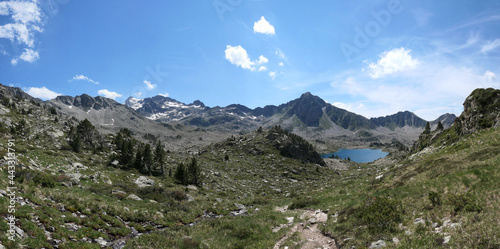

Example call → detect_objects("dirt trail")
273 206 337 249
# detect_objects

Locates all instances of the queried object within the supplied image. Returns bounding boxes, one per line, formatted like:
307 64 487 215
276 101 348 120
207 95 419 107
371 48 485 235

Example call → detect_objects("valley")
0 84 498 249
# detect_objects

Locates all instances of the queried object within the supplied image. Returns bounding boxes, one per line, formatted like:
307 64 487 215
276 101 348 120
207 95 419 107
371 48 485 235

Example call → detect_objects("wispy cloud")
481 39 500 54
143 80 156 90
330 53 499 120
26 86 61 100
253 16 275 35
269 71 277 80
11 48 39 65
71 75 100 85
412 8 433 26
0 0 43 47
446 11 500 32
0 0 44 63
97 89 122 100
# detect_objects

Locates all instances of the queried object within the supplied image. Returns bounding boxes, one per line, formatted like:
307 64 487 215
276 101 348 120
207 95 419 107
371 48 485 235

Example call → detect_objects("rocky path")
273 206 337 249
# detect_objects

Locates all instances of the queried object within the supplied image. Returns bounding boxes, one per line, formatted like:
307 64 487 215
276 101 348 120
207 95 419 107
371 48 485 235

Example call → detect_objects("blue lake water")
321 149 389 163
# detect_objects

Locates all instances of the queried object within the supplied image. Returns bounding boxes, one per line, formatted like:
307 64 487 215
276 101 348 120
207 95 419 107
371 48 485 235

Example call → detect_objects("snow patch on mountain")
125 97 144 110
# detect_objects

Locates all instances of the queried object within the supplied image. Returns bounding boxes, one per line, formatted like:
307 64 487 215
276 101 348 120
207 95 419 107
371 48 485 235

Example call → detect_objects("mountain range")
0 83 456 151
124 92 455 132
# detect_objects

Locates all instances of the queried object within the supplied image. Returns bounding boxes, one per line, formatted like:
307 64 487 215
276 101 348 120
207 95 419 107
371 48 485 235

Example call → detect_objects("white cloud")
143 80 156 90
253 16 275 35
71 74 99 84
257 55 268 64
0 0 44 64
159 93 170 97
481 39 500 54
278 62 284 67
483 70 496 82
26 86 61 100
11 48 39 65
135 91 142 97
331 60 499 119
367 47 420 79
0 1 43 48
269 71 277 80
225 45 268 71
225 45 254 70
97 89 122 100
258 66 267 72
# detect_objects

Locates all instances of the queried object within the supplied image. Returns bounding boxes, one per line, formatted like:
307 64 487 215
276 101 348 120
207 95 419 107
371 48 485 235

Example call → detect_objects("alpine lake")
321 148 389 163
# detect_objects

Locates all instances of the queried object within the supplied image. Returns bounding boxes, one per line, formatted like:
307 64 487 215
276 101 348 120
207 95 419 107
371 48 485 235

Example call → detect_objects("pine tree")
134 146 143 172
423 122 431 134
70 136 82 153
187 157 201 186
76 119 97 146
143 144 153 174
174 163 186 185
114 132 124 151
437 121 444 130
120 140 134 168
154 141 166 175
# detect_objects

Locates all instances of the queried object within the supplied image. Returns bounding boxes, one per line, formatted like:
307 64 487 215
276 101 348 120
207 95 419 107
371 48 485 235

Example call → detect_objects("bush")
428 191 441 207
15 170 55 188
356 196 403 233
89 184 111 195
137 186 187 203
33 172 56 188
289 197 320 209
446 192 482 214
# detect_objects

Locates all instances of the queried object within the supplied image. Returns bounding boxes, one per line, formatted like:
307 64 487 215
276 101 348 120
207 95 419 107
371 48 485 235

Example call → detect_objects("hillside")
0 89 340 248
0 85 497 249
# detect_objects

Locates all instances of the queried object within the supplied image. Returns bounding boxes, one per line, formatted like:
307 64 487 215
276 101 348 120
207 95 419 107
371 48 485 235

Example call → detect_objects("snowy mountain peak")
124 97 144 110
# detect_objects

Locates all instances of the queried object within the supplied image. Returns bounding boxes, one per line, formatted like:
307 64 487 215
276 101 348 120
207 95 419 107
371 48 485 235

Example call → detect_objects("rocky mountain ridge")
125 92 453 132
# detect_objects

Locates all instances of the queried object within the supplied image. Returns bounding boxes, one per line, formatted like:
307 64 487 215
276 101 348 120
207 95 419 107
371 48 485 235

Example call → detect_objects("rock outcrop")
454 88 500 135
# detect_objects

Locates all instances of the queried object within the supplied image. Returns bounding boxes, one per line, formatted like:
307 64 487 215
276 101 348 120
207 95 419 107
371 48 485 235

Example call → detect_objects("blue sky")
1 0 499 120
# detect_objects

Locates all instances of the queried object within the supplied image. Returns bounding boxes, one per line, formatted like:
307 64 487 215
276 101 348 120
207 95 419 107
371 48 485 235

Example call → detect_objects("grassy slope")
320 127 500 248
0 96 498 248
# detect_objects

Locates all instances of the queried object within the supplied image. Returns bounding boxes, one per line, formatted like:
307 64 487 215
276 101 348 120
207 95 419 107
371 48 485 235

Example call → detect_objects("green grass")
0 96 498 248
320 127 500 248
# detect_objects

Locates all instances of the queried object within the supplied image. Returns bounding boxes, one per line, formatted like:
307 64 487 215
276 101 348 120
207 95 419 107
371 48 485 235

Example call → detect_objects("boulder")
134 176 154 188
72 162 87 170
94 237 109 247
443 235 451 244
112 190 126 195
308 217 317 224
369 240 386 249
66 173 82 185
414 218 425 225
127 194 142 201
392 237 400 245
